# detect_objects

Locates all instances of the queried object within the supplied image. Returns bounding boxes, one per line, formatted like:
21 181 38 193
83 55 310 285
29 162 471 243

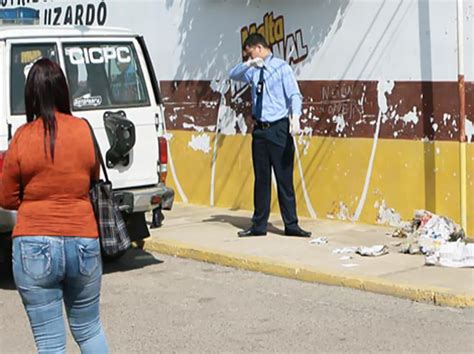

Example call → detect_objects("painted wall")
5 0 473 233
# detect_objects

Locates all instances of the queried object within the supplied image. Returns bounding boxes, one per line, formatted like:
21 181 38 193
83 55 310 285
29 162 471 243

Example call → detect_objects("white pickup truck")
0 23 174 266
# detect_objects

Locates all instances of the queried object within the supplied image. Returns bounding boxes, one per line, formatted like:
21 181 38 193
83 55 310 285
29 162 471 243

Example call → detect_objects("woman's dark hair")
25 58 71 161
242 33 270 51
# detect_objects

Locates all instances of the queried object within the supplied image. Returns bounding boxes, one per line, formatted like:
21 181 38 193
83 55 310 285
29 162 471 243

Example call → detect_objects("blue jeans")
12 236 108 354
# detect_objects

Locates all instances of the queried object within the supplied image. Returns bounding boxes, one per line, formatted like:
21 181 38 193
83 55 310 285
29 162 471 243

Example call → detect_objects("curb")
143 238 474 308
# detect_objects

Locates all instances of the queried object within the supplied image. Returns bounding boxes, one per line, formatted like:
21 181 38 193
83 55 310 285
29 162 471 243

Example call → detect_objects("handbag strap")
83 118 110 183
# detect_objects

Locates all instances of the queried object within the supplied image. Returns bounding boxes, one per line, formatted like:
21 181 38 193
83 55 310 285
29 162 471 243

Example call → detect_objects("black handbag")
84 119 131 256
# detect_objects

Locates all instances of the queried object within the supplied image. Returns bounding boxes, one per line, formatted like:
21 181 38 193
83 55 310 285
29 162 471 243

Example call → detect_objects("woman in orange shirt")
1 58 108 353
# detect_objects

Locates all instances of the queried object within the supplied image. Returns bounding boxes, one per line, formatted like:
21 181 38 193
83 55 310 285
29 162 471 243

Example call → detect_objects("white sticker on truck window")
23 59 41 79
66 47 131 65
73 94 103 108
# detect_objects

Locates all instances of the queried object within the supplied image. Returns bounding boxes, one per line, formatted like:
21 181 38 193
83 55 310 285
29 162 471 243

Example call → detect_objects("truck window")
10 44 58 115
63 43 150 111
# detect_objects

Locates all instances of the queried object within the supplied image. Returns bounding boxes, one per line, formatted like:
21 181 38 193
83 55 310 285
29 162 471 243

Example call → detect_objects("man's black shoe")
238 228 267 237
285 226 312 238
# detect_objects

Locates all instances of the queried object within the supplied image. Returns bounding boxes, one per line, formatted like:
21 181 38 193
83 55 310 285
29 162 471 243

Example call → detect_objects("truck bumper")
113 183 175 213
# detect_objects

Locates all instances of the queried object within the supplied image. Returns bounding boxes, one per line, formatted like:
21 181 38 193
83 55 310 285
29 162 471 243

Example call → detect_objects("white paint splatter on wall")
210 79 249 136
332 114 346 133
375 200 402 227
398 106 419 125
327 202 350 221
169 107 184 122
183 123 204 132
188 133 211 154
443 113 452 125
164 132 174 141
466 118 474 143
297 127 314 155
377 80 394 114
336 202 350 221
220 106 247 135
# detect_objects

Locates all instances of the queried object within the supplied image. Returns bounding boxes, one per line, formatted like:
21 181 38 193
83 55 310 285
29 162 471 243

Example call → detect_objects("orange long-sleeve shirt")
1 113 99 238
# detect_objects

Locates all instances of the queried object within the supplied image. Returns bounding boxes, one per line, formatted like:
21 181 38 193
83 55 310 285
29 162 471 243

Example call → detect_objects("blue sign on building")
0 7 40 25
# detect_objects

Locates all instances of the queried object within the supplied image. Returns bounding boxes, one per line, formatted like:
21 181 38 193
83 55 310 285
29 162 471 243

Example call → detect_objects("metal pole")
456 0 467 231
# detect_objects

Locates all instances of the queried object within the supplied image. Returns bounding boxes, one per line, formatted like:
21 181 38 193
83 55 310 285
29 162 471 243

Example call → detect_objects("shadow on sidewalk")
0 269 15 290
0 237 15 290
202 214 285 235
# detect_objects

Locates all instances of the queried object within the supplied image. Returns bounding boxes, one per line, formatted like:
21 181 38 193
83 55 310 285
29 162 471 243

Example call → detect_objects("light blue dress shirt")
229 54 303 122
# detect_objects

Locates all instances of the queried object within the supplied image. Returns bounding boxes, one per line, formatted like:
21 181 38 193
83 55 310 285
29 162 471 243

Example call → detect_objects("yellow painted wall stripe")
166 130 474 236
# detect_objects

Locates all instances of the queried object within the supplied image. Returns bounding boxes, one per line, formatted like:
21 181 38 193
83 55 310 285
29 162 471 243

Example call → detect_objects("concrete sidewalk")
144 203 474 308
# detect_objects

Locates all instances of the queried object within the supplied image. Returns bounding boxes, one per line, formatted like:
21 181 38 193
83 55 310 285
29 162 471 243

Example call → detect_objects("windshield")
63 42 150 111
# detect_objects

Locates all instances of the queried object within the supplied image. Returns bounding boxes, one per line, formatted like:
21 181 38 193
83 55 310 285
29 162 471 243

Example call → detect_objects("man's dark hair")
242 33 270 51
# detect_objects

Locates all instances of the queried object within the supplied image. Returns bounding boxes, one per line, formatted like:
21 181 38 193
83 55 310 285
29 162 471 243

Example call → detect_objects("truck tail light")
158 137 168 183
151 195 162 205
160 171 168 183
159 137 168 164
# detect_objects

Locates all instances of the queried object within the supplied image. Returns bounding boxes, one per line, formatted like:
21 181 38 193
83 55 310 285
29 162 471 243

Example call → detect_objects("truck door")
60 39 159 189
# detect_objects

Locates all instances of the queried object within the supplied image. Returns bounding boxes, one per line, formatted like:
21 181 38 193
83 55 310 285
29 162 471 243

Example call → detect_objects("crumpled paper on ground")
309 237 328 245
332 247 358 254
425 242 474 268
333 245 389 257
356 245 389 257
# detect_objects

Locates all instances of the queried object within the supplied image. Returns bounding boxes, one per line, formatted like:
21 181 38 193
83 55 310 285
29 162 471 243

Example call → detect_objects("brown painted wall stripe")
161 80 473 141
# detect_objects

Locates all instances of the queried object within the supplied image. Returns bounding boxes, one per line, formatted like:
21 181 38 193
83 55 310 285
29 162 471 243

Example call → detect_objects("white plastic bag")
425 242 474 268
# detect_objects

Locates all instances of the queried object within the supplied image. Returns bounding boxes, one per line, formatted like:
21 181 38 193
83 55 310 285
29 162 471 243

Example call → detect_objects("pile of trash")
390 210 473 268
391 210 465 255
307 210 473 268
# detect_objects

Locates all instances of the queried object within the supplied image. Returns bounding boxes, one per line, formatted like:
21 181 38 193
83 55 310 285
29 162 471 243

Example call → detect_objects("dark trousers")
251 118 298 232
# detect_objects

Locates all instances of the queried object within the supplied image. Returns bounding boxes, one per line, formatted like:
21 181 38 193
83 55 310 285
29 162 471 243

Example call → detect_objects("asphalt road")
1 248 473 353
